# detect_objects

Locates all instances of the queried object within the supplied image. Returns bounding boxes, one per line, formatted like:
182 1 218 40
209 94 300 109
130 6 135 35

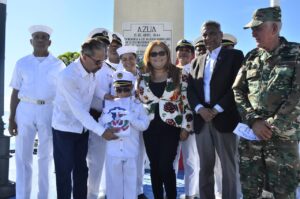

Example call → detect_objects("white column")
270 0 280 7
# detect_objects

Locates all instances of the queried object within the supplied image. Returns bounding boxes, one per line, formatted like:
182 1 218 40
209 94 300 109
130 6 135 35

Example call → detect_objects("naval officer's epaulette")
105 61 117 71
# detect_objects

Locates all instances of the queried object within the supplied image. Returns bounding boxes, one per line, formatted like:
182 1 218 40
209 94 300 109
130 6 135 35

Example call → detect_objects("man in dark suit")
187 20 244 199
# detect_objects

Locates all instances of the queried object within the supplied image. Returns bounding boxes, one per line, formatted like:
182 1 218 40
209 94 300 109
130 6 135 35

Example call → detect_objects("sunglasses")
150 51 166 57
115 87 131 93
86 54 104 65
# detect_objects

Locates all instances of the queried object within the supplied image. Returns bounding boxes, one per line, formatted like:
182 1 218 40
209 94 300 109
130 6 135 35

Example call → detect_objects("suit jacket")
187 47 244 133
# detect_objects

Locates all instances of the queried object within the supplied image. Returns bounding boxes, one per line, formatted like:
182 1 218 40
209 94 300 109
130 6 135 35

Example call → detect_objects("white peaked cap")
88 28 112 40
117 46 138 56
222 33 237 45
111 32 126 46
112 70 135 85
29 25 53 36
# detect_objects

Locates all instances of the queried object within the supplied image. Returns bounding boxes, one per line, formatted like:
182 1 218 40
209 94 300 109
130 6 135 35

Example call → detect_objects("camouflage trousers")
239 138 299 199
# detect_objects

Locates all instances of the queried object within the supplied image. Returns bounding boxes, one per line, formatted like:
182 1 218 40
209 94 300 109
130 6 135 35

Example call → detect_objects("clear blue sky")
3 0 300 111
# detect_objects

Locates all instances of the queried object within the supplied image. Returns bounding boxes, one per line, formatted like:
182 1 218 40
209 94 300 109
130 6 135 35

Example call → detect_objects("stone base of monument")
0 181 15 199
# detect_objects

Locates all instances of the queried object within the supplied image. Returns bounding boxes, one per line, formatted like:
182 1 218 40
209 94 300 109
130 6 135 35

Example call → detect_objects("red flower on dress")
186 113 193 122
166 119 176 126
170 91 179 101
178 103 184 112
164 102 177 113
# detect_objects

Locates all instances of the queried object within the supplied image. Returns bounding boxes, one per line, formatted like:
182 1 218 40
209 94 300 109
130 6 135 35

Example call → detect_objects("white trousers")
105 155 138 199
174 133 200 196
15 102 53 199
137 133 147 195
87 132 106 199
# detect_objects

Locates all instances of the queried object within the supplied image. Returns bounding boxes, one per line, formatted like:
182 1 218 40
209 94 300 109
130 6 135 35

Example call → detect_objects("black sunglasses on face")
86 54 104 65
115 87 131 93
150 51 166 57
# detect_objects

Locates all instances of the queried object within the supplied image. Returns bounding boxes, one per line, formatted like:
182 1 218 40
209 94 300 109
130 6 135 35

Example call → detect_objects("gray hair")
274 21 282 33
264 21 282 36
201 20 221 31
81 38 107 57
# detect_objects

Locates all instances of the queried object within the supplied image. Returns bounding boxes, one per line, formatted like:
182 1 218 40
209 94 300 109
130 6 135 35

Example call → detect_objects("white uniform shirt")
52 58 105 136
100 97 149 158
195 46 224 113
10 53 65 101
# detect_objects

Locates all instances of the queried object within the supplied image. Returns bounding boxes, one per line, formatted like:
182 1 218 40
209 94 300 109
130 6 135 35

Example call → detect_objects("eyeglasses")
86 54 104 66
115 87 131 93
150 51 166 57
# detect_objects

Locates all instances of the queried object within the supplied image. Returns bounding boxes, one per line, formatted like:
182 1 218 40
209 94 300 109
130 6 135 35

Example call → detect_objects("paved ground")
6 136 300 199
7 151 187 199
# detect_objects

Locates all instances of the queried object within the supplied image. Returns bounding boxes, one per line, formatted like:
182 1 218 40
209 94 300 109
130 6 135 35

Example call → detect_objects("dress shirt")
52 58 105 136
10 54 65 101
195 46 224 113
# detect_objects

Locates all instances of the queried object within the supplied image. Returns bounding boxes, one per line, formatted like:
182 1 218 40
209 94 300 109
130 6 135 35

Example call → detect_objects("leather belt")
20 97 51 105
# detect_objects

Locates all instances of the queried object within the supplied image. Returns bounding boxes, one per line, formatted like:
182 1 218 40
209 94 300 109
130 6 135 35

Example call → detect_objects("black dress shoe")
138 193 148 199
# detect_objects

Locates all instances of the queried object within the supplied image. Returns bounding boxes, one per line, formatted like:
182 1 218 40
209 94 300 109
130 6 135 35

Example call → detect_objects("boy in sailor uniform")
117 46 148 199
99 70 150 199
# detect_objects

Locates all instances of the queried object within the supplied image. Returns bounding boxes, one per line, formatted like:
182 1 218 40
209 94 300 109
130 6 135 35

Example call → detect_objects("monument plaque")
123 22 172 61
114 0 183 62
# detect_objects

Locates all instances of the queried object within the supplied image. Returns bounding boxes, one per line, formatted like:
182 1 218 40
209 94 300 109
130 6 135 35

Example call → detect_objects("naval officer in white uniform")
8 25 65 199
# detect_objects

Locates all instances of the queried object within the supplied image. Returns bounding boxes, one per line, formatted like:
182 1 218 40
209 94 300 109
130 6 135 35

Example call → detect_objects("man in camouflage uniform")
233 6 300 199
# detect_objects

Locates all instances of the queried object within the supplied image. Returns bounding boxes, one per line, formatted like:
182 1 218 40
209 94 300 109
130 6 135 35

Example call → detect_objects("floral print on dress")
138 71 193 132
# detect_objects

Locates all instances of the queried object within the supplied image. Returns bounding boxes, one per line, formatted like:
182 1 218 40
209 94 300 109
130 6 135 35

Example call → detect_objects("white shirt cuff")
214 104 224 113
195 104 204 112
93 125 105 137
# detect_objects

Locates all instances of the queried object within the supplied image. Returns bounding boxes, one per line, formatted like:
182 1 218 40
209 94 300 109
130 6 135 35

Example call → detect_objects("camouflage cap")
244 6 281 29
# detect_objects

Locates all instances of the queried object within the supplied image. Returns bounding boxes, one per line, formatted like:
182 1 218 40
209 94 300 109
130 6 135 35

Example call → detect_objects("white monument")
114 0 184 62
270 0 280 7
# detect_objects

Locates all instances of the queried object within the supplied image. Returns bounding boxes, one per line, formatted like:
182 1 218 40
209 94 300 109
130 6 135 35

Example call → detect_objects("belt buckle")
37 100 45 105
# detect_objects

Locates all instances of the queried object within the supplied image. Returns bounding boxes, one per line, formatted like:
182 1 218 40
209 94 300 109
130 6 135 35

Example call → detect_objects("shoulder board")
105 61 117 71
